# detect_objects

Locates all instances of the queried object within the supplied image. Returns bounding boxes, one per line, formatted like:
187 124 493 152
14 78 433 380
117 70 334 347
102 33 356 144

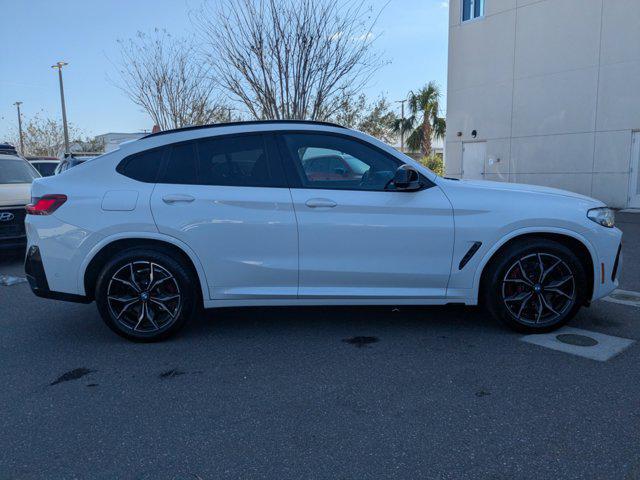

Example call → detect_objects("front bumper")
24 245 91 304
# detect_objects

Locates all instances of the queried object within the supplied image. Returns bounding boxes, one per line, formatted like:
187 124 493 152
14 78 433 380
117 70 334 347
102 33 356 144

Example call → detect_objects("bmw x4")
24 121 622 341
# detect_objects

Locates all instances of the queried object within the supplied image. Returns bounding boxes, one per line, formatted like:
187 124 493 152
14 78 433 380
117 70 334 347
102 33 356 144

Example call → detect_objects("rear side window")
117 148 164 183
197 134 283 187
161 143 198 184
155 134 285 187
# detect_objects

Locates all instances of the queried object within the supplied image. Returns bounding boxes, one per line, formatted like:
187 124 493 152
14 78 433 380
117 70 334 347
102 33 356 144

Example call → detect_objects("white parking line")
521 326 635 361
0 274 27 286
602 289 640 308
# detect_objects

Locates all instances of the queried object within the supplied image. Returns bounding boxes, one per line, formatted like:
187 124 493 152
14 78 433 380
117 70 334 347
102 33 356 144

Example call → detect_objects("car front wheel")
483 239 588 333
95 248 196 342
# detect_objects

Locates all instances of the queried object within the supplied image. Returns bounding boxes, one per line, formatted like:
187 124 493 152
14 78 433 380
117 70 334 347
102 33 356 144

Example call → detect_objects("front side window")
280 133 401 191
0 159 39 184
462 0 484 21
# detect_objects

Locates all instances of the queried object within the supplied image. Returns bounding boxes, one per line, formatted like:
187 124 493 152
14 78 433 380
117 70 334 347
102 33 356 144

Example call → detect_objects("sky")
0 0 449 140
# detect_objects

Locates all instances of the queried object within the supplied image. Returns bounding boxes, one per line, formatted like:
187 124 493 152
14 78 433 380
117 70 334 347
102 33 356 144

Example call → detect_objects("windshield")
0 159 40 184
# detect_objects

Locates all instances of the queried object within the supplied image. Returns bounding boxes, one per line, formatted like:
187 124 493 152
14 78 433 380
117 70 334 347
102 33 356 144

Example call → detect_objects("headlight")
587 207 615 228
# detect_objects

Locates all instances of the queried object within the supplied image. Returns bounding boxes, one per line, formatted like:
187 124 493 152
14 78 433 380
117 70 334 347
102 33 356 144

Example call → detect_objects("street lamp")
395 99 406 153
51 61 70 155
13 101 24 155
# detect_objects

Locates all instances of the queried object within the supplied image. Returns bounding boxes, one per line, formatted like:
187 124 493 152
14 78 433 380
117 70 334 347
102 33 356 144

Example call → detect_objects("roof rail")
141 120 346 139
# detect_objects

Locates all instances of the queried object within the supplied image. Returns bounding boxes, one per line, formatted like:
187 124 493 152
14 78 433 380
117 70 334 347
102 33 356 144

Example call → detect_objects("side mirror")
393 164 421 191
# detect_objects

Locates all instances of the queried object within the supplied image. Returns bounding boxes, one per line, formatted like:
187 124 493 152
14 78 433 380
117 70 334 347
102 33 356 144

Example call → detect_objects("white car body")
25 122 622 311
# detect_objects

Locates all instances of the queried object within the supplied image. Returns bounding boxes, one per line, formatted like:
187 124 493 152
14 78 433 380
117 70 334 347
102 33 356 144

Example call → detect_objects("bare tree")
195 0 386 121
332 94 397 143
11 113 81 157
113 29 228 130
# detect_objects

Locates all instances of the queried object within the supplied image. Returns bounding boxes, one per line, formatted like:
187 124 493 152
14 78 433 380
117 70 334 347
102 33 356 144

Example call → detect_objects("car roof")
142 120 345 139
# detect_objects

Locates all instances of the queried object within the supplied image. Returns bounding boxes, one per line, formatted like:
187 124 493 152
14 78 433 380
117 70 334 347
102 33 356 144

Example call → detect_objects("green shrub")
419 154 444 176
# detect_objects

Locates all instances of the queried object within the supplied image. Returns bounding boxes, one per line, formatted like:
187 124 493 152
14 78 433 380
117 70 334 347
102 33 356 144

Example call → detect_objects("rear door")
150 134 298 300
277 131 454 299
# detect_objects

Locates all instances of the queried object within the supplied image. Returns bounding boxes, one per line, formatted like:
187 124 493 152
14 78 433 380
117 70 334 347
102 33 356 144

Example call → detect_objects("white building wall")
445 0 640 208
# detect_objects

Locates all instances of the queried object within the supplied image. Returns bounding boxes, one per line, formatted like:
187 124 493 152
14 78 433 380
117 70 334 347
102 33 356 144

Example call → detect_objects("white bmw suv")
25 121 622 341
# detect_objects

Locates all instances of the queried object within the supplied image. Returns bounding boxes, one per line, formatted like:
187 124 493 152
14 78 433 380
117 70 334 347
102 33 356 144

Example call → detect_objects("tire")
482 239 587 333
95 248 197 342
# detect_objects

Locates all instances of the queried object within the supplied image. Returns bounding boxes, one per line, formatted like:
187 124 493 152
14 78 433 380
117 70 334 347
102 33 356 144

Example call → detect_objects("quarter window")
280 133 401 191
117 148 164 183
462 0 484 21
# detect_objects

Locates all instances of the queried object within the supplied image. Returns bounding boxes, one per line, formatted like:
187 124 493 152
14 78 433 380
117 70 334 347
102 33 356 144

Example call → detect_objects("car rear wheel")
95 248 196 342
483 239 587 333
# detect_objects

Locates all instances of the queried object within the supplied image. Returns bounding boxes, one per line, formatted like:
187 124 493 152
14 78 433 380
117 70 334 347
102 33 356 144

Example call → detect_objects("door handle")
162 194 195 204
305 198 337 208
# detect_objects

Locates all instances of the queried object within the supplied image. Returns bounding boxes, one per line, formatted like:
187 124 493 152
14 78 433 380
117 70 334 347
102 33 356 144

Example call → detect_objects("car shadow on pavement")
180 304 506 341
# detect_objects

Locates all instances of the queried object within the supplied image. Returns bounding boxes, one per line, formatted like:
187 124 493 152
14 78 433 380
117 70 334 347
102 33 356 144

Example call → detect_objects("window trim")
273 130 434 193
461 0 484 23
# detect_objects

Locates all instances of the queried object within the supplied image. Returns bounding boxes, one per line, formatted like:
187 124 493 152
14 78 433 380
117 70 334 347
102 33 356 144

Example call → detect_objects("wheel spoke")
149 276 171 291
108 295 138 303
148 263 154 290
535 295 543 323
129 263 141 292
540 293 560 317
146 303 160 330
545 288 573 300
540 259 562 284
111 276 139 293
517 260 535 286
537 254 545 282
133 302 146 331
505 291 532 302
118 299 140 320
516 293 533 320
546 275 573 289
150 294 180 302
150 298 175 318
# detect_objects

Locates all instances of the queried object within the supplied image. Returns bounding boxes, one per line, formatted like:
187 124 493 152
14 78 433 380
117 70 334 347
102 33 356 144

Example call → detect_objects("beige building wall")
445 0 640 208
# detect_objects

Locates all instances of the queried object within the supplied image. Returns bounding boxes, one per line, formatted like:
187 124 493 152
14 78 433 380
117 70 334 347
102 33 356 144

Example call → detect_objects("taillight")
25 194 67 215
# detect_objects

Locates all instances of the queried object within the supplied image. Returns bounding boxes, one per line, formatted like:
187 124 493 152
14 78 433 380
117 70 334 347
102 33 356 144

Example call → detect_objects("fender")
77 231 210 301
470 226 599 303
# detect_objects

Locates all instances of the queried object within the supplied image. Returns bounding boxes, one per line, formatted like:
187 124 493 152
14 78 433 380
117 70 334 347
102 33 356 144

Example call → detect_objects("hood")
0 183 32 207
449 178 603 204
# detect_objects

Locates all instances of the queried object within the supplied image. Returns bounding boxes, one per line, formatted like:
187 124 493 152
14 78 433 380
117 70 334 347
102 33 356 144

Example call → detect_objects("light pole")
13 101 24 155
396 99 406 152
51 61 70 154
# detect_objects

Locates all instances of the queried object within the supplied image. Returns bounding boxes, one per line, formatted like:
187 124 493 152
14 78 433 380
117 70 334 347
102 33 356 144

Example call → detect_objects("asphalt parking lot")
1 214 639 480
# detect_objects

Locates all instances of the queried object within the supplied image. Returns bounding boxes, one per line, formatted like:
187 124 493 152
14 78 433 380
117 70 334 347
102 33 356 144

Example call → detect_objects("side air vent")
459 242 482 270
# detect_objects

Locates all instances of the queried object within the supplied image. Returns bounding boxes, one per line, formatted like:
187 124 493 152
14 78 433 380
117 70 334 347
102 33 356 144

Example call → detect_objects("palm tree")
394 82 446 156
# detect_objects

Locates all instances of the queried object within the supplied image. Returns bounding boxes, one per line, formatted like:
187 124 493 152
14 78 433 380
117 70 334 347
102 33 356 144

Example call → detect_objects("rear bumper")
24 245 91 304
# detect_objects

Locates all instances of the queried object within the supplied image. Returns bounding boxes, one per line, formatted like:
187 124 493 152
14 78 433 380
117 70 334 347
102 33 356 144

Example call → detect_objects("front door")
150 133 298 300
277 132 454 299
629 132 640 209
462 141 486 180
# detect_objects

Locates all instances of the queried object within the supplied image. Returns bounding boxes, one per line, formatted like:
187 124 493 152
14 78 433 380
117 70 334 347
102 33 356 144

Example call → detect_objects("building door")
630 132 640 208
462 141 486 180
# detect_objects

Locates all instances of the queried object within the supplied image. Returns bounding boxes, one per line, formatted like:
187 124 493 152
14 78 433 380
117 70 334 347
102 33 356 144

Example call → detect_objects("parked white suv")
25 121 622 341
